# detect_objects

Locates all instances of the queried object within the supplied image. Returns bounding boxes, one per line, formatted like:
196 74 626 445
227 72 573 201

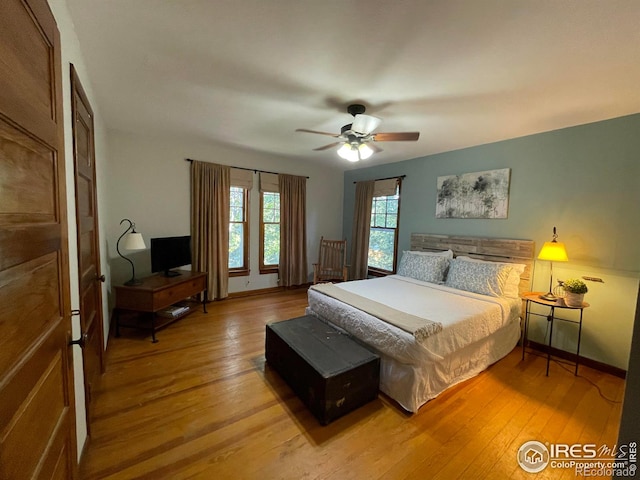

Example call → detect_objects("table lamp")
117 218 146 285
537 226 568 301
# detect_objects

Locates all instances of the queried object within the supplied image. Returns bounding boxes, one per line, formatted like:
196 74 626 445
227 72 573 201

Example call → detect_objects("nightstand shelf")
521 292 589 376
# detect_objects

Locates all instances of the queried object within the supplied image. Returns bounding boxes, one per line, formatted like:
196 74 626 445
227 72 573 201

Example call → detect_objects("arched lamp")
117 218 146 286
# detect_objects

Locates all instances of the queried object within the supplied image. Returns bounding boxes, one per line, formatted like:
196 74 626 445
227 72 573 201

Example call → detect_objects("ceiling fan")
295 104 420 162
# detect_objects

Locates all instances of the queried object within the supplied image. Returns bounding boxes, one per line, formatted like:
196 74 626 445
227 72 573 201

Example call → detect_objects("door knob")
97 274 106 282
69 332 88 349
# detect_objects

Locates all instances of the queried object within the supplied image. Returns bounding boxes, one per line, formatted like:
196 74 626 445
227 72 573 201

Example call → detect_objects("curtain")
350 180 375 280
190 160 230 300
278 174 307 286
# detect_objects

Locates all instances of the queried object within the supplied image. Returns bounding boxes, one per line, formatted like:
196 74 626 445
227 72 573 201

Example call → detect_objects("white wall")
106 130 344 294
49 0 112 461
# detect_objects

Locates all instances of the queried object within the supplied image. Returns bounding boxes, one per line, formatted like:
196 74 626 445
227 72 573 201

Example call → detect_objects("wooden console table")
114 271 207 342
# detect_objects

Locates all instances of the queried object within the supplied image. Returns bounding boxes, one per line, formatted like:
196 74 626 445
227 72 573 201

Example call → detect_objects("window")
260 191 280 273
368 186 400 274
229 186 249 275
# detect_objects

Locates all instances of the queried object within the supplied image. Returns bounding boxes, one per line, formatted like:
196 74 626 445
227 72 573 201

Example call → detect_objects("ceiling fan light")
358 143 374 160
337 143 360 162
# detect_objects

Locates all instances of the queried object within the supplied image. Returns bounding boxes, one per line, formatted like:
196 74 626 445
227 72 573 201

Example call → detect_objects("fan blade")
313 142 342 151
295 128 340 137
351 114 382 135
373 132 420 142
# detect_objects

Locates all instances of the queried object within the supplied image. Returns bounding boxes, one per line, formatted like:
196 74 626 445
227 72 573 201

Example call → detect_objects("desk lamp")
537 226 569 301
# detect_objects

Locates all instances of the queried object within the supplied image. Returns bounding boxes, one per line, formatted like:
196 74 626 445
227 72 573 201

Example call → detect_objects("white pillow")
455 255 525 298
397 251 450 284
445 258 513 297
403 249 454 259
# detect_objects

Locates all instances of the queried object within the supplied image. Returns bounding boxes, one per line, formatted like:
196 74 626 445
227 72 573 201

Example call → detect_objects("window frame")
259 191 280 274
367 182 402 277
229 186 250 277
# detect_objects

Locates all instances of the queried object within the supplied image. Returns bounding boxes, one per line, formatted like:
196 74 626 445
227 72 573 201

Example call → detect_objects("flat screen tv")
150 235 192 277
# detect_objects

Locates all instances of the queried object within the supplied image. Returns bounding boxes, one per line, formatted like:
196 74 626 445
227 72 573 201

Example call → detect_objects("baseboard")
226 283 311 299
526 340 626 379
226 286 283 299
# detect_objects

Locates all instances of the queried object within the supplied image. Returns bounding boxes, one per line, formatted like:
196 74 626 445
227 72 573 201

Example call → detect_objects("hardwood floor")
79 288 624 479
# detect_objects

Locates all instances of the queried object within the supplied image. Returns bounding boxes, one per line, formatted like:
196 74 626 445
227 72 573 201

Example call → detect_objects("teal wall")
343 114 640 369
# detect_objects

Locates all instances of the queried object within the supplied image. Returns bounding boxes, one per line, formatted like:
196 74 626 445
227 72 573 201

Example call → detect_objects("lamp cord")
525 350 621 403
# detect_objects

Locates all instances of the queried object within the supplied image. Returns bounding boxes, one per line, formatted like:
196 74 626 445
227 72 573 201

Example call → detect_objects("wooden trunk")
265 315 380 425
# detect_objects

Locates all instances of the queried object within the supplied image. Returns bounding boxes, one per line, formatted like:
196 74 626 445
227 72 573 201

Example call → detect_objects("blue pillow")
397 252 450 284
445 258 513 297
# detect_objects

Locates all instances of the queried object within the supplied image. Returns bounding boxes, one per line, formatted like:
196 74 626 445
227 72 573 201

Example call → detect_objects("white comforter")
307 275 521 365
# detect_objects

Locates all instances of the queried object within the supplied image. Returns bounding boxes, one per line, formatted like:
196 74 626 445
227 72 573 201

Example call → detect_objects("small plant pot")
564 292 584 307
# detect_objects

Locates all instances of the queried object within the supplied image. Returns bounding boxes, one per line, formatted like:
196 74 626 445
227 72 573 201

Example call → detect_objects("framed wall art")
436 168 511 219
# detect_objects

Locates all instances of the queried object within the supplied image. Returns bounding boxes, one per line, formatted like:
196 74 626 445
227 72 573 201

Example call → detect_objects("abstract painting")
436 168 511 219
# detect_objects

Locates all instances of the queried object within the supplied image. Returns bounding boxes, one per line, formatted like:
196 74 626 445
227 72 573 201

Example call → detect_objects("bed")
306 233 535 413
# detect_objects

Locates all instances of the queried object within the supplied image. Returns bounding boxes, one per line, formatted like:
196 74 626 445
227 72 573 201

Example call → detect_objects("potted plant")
562 278 588 307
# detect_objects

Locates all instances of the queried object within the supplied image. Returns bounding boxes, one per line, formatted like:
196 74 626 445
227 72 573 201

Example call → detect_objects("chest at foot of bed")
265 315 380 425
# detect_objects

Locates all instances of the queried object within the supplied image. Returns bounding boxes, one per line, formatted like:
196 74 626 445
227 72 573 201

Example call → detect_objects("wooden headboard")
410 233 536 297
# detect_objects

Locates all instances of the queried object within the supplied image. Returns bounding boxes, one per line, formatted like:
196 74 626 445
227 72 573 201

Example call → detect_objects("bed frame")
307 233 537 412
410 233 536 297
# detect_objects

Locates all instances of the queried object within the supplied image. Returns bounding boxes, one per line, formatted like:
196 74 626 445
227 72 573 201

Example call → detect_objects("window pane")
263 192 276 210
374 213 386 227
387 214 397 228
230 206 243 222
264 224 280 265
368 228 395 271
229 223 244 268
387 199 398 214
274 201 280 222
263 193 273 209
263 208 274 223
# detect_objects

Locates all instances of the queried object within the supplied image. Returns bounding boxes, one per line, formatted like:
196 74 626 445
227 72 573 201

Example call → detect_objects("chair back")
314 237 348 283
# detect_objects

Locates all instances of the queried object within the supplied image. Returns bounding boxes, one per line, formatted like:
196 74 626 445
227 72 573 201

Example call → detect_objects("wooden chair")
313 237 349 284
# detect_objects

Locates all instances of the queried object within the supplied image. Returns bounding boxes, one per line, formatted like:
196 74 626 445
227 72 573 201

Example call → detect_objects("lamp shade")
123 232 146 251
337 143 360 162
537 241 568 262
358 143 374 160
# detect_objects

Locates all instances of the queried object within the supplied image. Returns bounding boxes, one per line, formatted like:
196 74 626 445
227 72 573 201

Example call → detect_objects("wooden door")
70 64 104 432
0 0 77 478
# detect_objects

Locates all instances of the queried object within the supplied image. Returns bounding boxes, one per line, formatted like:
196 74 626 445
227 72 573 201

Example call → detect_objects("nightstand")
521 292 589 376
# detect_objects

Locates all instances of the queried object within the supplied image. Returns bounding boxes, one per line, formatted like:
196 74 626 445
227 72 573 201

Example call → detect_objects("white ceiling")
66 0 640 169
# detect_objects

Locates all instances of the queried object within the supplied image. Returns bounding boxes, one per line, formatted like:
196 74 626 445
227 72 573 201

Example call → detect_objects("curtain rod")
185 158 309 179
353 174 406 184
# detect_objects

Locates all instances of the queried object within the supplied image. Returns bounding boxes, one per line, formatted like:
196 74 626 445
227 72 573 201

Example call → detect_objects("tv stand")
164 270 182 277
114 271 207 342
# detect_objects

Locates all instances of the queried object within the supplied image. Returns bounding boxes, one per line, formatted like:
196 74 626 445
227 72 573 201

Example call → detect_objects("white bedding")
306 275 522 412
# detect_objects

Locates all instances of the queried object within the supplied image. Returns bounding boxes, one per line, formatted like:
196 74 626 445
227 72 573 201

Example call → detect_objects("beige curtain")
350 180 375 280
191 160 230 300
278 174 307 286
